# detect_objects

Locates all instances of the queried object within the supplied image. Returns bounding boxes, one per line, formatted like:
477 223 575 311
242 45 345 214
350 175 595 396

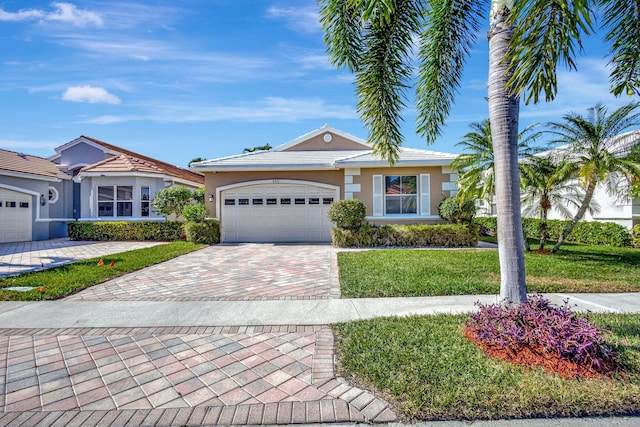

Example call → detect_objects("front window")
385 176 417 214
141 187 150 217
97 185 133 217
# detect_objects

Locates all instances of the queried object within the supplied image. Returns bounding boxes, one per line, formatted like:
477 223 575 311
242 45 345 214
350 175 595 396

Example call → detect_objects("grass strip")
338 243 640 297
0 241 206 301
335 313 640 421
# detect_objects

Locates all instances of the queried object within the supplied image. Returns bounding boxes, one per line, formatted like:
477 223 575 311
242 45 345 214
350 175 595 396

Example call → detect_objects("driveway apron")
65 243 341 301
0 243 395 426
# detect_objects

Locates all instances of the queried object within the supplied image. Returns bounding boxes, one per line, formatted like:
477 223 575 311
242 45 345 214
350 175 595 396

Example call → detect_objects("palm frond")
507 0 594 104
416 0 486 143
599 0 640 96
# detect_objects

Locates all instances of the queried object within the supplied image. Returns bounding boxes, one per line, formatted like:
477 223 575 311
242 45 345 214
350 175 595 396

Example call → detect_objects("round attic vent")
323 133 333 143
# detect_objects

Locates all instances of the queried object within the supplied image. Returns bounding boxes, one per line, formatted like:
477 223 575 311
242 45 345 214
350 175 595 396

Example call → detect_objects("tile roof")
191 147 456 172
0 148 70 180
76 136 204 185
80 154 166 174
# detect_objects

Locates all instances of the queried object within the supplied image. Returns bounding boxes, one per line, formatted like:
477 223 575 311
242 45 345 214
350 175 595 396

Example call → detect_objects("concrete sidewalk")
0 292 638 329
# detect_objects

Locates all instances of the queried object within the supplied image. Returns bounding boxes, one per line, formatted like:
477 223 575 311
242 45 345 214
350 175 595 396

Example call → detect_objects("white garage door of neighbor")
0 188 33 243
221 183 337 242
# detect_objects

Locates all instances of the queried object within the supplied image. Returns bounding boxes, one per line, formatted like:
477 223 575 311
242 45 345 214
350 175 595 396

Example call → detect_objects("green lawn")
0 241 206 301
338 243 640 297
335 313 640 421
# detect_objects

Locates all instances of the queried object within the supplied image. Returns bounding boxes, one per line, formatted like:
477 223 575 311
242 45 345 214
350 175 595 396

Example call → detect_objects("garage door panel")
221 183 335 243
0 189 33 243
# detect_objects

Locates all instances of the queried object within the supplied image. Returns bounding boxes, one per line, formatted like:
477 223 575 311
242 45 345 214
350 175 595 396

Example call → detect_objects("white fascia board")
337 159 454 167
53 136 121 156
192 164 339 172
0 170 61 183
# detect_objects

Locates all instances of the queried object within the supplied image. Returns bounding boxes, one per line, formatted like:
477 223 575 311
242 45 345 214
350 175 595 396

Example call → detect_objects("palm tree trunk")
539 207 548 250
488 2 527 304
551 176 598 253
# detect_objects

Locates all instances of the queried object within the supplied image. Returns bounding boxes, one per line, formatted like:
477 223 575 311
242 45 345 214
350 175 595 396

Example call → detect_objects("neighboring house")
0 136 204 243
191 125 458 243
0 149 72 243
474 131 640 228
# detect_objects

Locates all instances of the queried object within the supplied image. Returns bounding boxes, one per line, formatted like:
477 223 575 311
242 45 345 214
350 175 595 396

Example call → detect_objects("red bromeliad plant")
466 295 620 378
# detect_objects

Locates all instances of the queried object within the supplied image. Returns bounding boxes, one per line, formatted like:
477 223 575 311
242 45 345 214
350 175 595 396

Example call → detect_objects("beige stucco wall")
285 131 369 151
204 170 344 217
353 166 451 219
204 165 455 224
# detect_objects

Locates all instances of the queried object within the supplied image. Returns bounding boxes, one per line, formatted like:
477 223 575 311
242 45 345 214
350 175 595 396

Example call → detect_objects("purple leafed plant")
467 295 618 373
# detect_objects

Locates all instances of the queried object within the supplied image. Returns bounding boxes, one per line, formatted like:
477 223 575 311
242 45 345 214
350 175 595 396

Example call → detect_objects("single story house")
0 136 203 243
191 125 459 243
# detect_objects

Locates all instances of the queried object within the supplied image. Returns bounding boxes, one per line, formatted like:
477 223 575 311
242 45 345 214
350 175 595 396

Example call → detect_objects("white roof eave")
191 164 340 172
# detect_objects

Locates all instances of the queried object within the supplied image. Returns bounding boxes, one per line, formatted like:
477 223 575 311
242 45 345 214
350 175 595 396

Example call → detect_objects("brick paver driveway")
66 243 340 301
0 243 397 425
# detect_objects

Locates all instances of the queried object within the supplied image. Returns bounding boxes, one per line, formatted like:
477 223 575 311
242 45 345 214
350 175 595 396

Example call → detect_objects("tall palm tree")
452 119 541 209
319 0 640 304
519 154 595 250
549 103 640 253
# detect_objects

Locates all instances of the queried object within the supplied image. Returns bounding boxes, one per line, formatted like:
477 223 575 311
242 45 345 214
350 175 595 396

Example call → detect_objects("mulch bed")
464 326 620 379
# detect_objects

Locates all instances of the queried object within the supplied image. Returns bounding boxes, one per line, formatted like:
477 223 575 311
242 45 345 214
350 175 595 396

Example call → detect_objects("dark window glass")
19 202 29 208
224 199 236 205
117 186 133 201
280 198 291 205
295 198 305 205
97 186 114 201
323 198 334 205
7 202 16 208
117 202 133 217
385 175 418 215
309 198 319 205
0 202 3 207
252 199 263 205
141 202 150 217
266 198 277 205
239 199 249 205
98 202 113 216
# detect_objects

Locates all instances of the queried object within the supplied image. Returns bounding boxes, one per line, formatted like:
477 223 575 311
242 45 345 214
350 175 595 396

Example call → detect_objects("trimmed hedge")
68 221 185 241
184 220 220 244
331 224 479 248
475 217 632 247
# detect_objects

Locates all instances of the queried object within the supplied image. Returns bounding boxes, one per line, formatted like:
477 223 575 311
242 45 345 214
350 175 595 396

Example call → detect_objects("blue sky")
1 1 638 168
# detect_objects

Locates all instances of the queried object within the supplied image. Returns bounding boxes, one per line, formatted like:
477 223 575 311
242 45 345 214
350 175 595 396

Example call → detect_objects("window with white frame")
373 174 431 216
48 186 59 204
141 186 150 217
385 176 417 214
97 185 133 217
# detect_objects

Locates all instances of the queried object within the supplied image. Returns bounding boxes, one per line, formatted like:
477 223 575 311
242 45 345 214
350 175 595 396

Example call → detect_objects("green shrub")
184 219 220 244
474 217 498 236
328 199 367 230
182 203 209 222
632 224 640 248
474 217 632 247
152 186 194 219
331 223 478 248
68 221 184 241
438 197 476 224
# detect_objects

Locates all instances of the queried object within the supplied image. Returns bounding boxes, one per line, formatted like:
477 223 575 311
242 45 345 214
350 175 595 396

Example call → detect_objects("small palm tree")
243 144 272 153
452 119 541 210
520 154 598 250
548 103 640 253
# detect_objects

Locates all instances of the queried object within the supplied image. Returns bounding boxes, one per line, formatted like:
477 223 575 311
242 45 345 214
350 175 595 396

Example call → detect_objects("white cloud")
0 2 103 27
266 5 320 33
62 86 121 104
0 139 57 150
0 8 44 21
83 97 356 124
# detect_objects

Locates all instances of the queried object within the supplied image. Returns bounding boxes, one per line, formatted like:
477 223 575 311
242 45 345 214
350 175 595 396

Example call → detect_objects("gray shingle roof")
191 147 456 172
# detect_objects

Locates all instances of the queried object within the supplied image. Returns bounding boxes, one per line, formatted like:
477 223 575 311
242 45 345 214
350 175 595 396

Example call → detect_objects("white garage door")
0 188 33 243
221 182 337 242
